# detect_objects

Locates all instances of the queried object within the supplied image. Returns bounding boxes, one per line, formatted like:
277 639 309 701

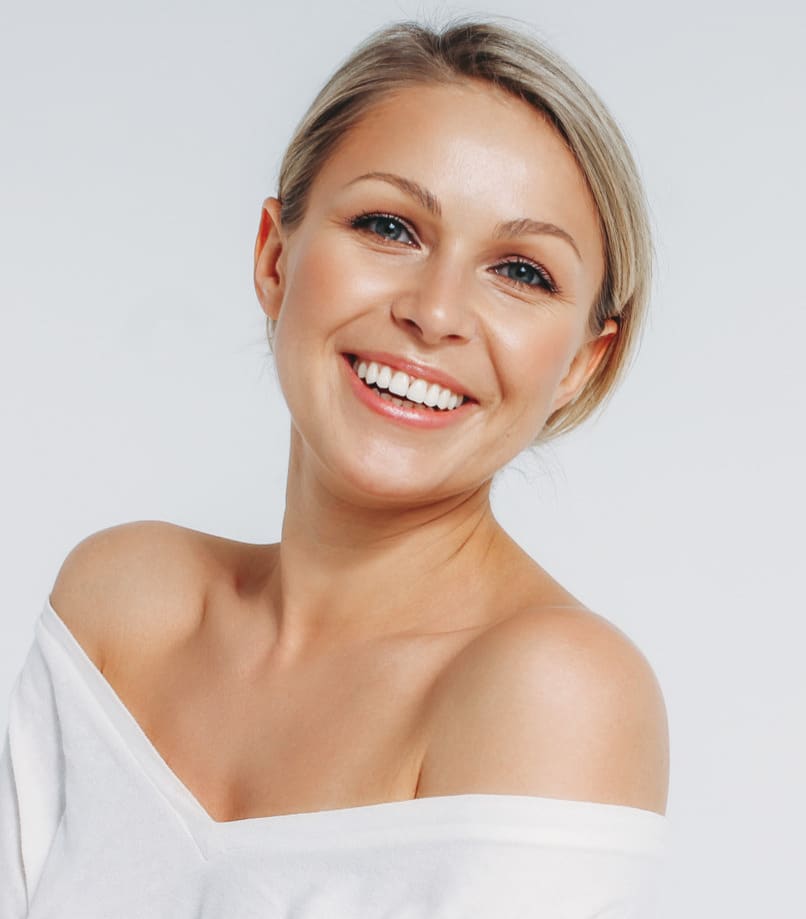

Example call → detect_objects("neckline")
37 596 668 857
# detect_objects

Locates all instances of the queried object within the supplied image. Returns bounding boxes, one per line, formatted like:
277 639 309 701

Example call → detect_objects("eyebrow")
346 171 442 219
344 171 582 261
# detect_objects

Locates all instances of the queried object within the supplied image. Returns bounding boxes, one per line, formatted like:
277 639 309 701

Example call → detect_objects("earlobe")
253 197 286 321
550 319 619 414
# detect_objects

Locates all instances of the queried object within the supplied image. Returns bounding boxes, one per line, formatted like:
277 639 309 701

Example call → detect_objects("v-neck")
37 597 668 860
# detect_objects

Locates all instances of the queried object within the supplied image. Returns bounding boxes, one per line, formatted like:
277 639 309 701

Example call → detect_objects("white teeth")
349 355 469 411
406 378 428 404
389 370 410 397
424 382 441 407
379 390 403 406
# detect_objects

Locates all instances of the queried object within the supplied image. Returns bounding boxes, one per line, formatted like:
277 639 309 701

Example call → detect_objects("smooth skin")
51 80 669 822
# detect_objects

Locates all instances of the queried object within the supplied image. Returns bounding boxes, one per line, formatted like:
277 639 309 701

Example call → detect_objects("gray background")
1 0 804 916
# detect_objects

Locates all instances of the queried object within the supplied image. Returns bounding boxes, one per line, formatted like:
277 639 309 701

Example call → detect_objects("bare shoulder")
417 605 670 816
49 520 211 670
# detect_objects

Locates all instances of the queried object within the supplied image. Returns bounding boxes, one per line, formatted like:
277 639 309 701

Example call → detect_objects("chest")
103 626 459 822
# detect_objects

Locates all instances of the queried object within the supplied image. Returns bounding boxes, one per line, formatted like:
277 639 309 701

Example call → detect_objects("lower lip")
340 354 477 430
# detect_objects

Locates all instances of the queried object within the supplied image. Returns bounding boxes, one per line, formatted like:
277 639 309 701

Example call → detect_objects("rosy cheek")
284 247 336 319
288 240 410 332
495 320 581 413
533 332 575 374
502 311 575 359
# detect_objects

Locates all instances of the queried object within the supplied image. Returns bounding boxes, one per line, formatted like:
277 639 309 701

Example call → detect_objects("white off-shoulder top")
0 598 670 918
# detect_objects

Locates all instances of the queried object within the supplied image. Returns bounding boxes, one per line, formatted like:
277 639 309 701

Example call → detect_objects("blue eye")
494 260 557 293
351 212 416 246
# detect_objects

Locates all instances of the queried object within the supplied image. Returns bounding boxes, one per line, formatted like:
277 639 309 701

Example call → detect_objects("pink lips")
340 354 476 430
345 351 476 403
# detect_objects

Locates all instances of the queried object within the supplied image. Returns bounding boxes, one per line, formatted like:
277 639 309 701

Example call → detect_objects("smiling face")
254 79 617 505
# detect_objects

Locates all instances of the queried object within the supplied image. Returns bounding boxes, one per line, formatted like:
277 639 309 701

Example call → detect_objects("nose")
389 255 477 346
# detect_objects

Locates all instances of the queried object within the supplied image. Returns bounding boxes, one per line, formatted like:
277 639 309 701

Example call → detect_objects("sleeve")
0 730 27 917
0 635 66 917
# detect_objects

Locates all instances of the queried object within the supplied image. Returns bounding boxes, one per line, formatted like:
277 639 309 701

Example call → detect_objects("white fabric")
1 598 671 918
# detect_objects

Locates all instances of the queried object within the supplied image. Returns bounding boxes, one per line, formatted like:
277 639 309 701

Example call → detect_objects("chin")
315 446 461 508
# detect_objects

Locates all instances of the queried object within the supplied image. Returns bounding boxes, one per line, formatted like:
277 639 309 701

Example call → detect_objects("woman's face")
255 80 616 505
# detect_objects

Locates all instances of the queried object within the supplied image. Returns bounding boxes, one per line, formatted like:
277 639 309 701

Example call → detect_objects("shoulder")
49 520 212 669
417 606 670 816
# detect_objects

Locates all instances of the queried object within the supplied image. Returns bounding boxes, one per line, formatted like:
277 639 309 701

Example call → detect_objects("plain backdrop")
1 0 804 916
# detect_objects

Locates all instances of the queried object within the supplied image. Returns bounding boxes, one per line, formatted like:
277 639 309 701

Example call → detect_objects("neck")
261 427 518 658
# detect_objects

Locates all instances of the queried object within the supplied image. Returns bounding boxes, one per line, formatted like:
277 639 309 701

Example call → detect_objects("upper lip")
346 350 477 402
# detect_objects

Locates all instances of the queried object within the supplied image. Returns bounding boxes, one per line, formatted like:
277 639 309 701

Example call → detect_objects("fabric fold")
0 598 670 918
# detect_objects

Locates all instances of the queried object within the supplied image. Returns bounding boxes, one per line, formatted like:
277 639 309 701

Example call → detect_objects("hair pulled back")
268 17 653 444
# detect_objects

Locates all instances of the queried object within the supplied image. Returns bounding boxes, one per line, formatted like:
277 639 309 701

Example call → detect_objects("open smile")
340 353 478 429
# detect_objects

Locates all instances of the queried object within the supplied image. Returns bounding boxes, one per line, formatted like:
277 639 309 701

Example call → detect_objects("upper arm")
417 610 670 816
49 520 206 669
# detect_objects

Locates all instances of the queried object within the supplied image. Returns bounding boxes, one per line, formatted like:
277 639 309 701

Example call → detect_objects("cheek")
280 240 344 331
275 237 405 380
494 310 583 408
271 236 353 396
271 232 403 418
278 231 399 339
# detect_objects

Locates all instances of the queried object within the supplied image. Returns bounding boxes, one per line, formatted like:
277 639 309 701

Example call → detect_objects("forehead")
306 80 603 267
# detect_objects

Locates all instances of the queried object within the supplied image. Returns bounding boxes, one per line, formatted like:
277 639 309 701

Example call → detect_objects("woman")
1 17 670 918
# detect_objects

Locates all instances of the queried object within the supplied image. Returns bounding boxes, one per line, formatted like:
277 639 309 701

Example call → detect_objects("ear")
550 318 619 414
253 197 287 321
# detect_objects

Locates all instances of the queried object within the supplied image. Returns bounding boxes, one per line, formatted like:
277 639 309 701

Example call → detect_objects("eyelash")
347 210 560 295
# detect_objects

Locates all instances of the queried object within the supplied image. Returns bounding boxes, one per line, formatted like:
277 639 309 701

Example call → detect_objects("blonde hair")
267 16 653 444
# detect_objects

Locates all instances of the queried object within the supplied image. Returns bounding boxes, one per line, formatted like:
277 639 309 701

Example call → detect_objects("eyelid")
350 211 420 246
349 210 560 295
493 256 559 294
